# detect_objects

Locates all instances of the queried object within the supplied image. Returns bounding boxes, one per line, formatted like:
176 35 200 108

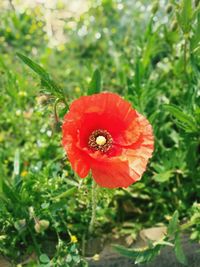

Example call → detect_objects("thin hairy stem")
89 180 97 234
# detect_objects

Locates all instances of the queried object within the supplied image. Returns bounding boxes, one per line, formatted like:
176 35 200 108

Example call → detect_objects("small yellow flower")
64 170 69 177
0 235 7 240
29 24 37 34
34 6 41 15
58 44 65 51
93 254 100 261
19 91 27 97
70 235 78 243
21 170 28 177
37 21 43 28
75 86 81 93
6 27 11 33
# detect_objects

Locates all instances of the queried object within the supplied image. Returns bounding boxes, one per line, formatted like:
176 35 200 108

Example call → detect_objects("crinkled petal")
123 113 154 178
91 158 139 188
62 93 154 188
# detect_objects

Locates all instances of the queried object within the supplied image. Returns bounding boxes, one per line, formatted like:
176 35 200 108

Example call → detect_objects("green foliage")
164 104 198 133
0 9 47 53
153 170 173 183
114 210 190 265
87 69 101 95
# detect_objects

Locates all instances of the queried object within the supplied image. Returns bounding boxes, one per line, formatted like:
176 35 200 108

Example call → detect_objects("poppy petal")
91 158 139 188
68 93 139 144
62 92 154 188
124 114 154 178
63 135 90 178
62 113 90 178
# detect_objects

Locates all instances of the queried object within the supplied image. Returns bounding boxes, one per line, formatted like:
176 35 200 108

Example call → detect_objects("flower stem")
53 97 69 124
54 98 63 123
183 37 187 75
89 180 97 234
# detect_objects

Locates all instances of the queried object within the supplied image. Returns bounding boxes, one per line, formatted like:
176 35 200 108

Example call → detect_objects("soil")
1 231 199 267
86 234 200 267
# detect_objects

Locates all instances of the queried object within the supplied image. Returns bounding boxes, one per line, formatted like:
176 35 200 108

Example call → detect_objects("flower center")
88 129 113 153
96 135 106 146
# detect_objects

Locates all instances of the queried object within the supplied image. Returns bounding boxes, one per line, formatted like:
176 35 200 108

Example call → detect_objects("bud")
171 20 178 31
151 1 159 14
166 4 173 14
93 254 100 261
195 0 199 7
36 94 49 105
14 219 26 231
29 206 35 218
34 220 49 233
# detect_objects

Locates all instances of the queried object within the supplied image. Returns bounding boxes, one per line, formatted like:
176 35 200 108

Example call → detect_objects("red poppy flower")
62 92 154 188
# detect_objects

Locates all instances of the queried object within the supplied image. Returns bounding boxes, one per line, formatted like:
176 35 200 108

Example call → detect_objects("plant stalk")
89 180 97 234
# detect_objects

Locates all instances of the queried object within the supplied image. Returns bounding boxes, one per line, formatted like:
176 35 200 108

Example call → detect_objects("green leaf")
191 12 200 53
70 244 77 252
113 244 139 258
39 254 50 263
113 244 161 264
17 53 62 95
17 53 49 79
167 210 179 236
164 104 197 131
52 187 77 200
72 255 80 263
87 69 101 95
134 56 143 93
153 170 173 183
177 0 193 33
66 254 72 263
1 181 20 203
174 234 187 265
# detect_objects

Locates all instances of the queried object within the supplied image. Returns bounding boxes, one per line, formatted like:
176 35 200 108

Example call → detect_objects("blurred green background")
0 0 200 266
